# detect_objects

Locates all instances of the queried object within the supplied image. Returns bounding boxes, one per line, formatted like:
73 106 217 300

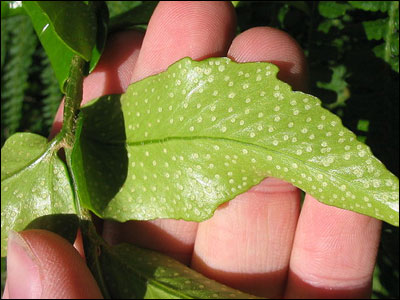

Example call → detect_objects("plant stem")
81 219 112 299
61 54 86 147
60 54 111 298
63 145 110 299
384 1 398 66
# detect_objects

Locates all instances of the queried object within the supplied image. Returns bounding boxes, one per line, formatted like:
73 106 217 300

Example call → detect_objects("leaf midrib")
84 134 372 195
108 245 255 299
108 246 194 299
1 142 55 183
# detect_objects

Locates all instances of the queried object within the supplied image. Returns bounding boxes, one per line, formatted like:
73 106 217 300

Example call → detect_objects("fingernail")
7 231 42 299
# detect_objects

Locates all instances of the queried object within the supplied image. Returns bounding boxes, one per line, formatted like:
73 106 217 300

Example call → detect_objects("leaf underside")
73 57 398 226
1 133 75 256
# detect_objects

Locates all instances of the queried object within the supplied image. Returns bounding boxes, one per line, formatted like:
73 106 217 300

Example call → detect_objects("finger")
4 230 102 299
191 27 308 298
192 178 301 298
228 26 308 91
284 195 382 298
130 1 236 83
50 30 144 138
103 218 200 264
2 229 85 299
105 1 237 265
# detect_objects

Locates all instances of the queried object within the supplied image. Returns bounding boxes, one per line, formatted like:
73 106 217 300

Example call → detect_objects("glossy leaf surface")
100 242 259 299
73 57 399 225
1 133 75 256
23 1 100 91
88 1 109 73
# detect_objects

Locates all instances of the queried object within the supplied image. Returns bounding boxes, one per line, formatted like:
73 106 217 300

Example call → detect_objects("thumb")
3 229 102 299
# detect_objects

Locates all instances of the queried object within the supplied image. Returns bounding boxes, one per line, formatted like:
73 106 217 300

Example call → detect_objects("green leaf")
363 19 389 41
73 57 399 226
100 242 259 299
373 42 399 72
1 1 26 19
349 1 391 12
349 2 399 73
317 18 344 33
88 1 109 74
1 257 5 296
277 4 290 28
23 1 97 91
71 109 128 220
318 1 351 19
357 119 370 133
24 214 79 245
108 1 157 33
1 133 76 257
231 1 239 7
317 65 350 110
27 1 96 61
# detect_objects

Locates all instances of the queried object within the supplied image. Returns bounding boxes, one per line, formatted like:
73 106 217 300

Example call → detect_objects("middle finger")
190 27 308 298
104 1 237 265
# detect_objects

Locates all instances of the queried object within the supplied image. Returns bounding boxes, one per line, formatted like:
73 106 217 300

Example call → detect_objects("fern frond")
1 20 8 71
350 1 399 73
1 15 37 141
40 50 62 131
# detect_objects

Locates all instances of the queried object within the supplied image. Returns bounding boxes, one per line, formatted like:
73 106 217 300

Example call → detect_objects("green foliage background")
1 1 398 298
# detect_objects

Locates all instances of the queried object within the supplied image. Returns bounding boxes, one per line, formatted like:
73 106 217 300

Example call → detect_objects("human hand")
3 2 382 299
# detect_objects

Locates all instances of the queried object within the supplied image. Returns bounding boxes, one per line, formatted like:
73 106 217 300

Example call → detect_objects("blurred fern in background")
1 1 398 298
1 15 38 141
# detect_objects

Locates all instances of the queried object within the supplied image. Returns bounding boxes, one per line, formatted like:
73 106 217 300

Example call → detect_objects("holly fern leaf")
100 241 260 299
71 57 398 226
1 133 76 257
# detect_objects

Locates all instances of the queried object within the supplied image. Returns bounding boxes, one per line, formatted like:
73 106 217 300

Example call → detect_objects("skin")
3 2 382 299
